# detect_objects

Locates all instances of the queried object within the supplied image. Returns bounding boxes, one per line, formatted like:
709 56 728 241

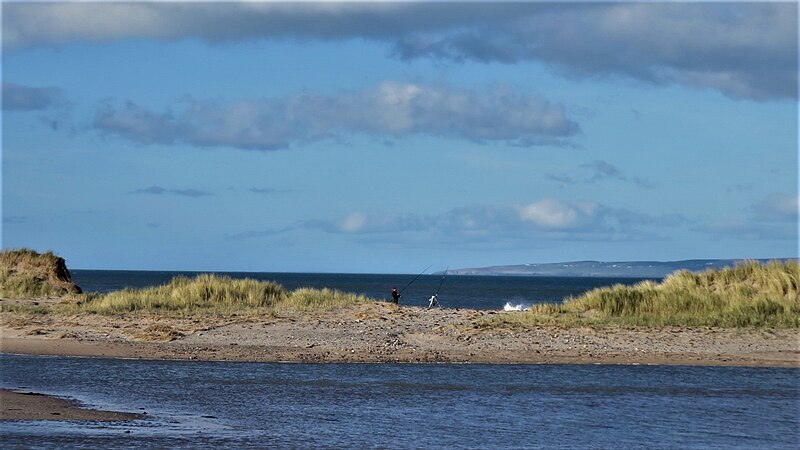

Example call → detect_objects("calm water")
1 354 798 449
7 273 798 447
71 270 655 310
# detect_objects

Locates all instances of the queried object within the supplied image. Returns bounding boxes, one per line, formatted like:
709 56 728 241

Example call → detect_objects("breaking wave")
503 302 531 311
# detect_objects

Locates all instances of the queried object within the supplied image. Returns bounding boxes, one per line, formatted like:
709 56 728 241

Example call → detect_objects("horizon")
65 255 797 275
2 2 798 273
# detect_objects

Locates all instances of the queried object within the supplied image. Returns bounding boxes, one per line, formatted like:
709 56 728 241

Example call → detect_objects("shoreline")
3 346 796 368
2 302 798 368
0 389 144 422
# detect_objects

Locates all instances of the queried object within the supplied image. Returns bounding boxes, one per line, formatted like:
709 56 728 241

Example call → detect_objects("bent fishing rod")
434 267 448 297
398 264 433 294
427 267 448 309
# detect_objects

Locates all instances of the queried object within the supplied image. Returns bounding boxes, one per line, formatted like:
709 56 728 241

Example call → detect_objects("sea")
69 269 659 311
2 271 799 448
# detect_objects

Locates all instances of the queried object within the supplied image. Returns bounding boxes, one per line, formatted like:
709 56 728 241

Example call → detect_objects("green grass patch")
496 260 799 328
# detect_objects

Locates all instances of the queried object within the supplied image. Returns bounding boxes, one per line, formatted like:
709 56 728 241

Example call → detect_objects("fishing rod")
399 264 433 294
434 267 448 296
428 267 448 309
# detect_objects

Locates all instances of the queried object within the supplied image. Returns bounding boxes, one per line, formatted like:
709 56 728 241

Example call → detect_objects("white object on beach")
503 302 531 311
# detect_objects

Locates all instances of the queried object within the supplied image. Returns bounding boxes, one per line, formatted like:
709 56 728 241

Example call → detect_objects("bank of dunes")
3 249 798 327
499 260 799 328
69 274 373 316
0 249 373 316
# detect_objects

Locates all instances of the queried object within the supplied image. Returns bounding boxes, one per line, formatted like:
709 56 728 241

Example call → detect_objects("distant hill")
446 259 797 278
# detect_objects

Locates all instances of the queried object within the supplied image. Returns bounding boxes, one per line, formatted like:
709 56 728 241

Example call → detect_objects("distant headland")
446 258 798 278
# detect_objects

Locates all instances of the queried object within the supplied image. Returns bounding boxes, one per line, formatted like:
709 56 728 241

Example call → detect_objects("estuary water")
1 354 798 449
71 270 655 310
5 272 798 448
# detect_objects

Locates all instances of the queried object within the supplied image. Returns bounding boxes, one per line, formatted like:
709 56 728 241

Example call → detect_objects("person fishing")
427 293 438 309
391 264 432 305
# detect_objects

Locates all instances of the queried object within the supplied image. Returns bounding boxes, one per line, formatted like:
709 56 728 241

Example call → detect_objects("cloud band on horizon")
129 186 212 197
230 198 687 246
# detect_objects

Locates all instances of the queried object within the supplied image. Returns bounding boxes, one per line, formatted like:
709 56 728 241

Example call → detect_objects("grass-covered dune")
73 274 373 316
1 249 373 316
0 248 82 297
4 249 798 327
500 260 799 328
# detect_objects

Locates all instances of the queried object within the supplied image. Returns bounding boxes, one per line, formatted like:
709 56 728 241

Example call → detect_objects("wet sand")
2 302 798 367
0 389 143 422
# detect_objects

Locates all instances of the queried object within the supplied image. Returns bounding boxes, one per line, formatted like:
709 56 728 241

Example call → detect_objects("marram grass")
0 248 81 297
495 260 799 328
285 287 375 312
0 268 62 298
64 274 372 316
0 248 63 272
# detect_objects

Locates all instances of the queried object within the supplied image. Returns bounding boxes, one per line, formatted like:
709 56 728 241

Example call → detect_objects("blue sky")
2 1 798 273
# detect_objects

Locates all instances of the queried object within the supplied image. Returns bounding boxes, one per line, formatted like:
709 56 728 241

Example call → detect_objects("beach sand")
0 389 143 422
2 301 798 367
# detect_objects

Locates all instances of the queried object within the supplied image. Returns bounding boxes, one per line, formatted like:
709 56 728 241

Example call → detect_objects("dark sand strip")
0 389 143 421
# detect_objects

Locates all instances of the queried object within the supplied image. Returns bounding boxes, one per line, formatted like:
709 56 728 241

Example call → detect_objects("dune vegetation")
495 260 799 328
1 249 373 317
0 248 82 298
4 249 798 327
67 274 374 316
73 274 286 315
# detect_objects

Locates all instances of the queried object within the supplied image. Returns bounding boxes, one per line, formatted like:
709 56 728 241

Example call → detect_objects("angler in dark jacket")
391 287 401 304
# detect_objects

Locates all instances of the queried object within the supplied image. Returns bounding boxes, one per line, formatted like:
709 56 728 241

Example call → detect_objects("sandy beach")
2 301 798 367
0 389 143 422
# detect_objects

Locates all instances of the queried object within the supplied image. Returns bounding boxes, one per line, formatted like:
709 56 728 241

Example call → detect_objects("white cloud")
751 194 799 222
93 81 578 150
339 212 368 233
303 199 683 245
517 199 581 229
